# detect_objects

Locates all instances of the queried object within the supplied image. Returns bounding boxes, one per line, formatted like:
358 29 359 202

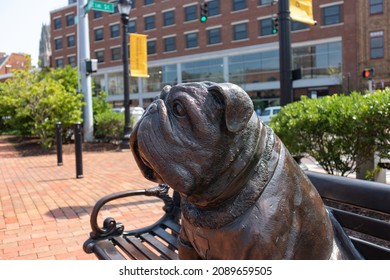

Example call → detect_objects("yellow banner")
130 34 149 78
290 0 317 25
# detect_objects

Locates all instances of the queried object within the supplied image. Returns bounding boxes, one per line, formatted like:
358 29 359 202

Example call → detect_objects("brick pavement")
0 135 163 260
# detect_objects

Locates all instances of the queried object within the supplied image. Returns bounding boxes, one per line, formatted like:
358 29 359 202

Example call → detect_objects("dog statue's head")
130 82 264 206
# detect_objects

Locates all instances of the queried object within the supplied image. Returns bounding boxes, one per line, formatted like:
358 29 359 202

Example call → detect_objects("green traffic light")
272 28 278 34
200 15 207 22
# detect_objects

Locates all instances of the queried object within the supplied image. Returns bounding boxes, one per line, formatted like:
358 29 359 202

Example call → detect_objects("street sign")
84 0 94 14
92 1 114 13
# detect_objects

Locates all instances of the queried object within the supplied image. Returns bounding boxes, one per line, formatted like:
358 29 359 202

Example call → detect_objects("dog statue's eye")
172 101 186 117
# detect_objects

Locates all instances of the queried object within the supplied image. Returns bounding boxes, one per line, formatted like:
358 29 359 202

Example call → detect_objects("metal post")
278 0 293 106
77 0 94 142
55 122 63 166
74 122 83 179
120 11 132 149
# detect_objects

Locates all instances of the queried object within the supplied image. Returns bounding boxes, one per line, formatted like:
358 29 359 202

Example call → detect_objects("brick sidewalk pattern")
0 136 163 260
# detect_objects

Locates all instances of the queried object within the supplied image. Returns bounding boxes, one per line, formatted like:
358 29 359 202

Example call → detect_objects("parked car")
111 107 145 124
259 106 281 124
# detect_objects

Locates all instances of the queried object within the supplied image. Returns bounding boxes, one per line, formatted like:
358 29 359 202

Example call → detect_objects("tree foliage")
0 65 84 147
270 89 390 177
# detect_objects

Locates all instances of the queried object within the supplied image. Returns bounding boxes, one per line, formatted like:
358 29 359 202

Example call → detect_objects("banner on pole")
130 34 149 78
290 0 317 25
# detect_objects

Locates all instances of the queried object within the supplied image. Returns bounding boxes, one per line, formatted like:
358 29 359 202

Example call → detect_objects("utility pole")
278 0 293 106
77 0 94 142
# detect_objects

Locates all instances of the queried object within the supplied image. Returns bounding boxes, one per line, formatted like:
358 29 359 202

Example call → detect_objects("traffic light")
200 1 208 23
362 68 375 79
271 17 279 34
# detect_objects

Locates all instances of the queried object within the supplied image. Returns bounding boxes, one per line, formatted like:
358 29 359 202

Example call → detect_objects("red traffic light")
362 68 375 79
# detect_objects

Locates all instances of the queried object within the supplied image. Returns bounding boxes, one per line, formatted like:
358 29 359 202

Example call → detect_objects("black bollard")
55 122 63 166
74 122 83 178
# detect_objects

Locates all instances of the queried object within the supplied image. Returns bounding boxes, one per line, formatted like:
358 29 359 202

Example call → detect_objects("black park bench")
83 171 390 260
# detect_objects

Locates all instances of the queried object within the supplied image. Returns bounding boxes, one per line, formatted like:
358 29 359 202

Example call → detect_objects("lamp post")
118 0 132 148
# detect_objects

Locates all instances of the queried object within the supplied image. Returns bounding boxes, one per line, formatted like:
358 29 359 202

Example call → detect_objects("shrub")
270 89 390 177
94 111 125 142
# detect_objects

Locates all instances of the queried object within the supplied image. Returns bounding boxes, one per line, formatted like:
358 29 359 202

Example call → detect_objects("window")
163 10 175 26
144 15 156 30
54 18 61 30
370 0 383 15
258 0 272 5
208 0 220 16
164 36 176 52
370 31 384 59
233 22 248 41
259 18 273 36
66 14 74 26
147 40 157 55
110 24 120 38
128 20 136 33
54 38 63 50
96 50 105 63
185 32 198 49
184 5 197 22
55 58 64 68
68 56 77 67
291 20 308 31
144 0 154 5
207 27 221 45
111 47 121 61
322 5 342 25
95 28 104 41
232 0 247 11
94 10 102 19
146 65 178 92
182 58 224 83
67 35 75 47
228 50 279 84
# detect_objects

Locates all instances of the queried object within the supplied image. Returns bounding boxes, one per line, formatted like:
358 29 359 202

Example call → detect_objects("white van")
259 106 281 124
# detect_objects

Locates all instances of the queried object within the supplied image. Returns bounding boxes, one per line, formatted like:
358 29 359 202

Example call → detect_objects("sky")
0 0 68 67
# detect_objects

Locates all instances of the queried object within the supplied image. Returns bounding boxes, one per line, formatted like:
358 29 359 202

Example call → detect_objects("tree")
0 65 84 148
270 90 390 178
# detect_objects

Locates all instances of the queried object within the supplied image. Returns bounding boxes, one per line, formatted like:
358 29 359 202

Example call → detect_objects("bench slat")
141 233 179 260
163 219 181 234
113 236 151 260
330 208 390 242
152 226 178 249
351 237 390 260
93 240 127 260
126 236 162 260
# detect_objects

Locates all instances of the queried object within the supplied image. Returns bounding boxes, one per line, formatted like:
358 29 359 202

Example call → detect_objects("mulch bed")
8 136 119 157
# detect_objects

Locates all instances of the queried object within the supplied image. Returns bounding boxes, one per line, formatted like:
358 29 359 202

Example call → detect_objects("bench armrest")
83 184 178 254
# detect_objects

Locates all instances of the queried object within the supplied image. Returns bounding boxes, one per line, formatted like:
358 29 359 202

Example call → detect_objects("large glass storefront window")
292 41 342 78
182 58 224 83
228 50 279 84
145 64 178 92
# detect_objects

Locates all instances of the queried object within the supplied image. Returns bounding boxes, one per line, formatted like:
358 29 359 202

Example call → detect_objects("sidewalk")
0 136 388 260
0 136 162 260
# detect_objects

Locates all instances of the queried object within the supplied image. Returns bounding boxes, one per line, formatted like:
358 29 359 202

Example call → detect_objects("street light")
118 0 132 148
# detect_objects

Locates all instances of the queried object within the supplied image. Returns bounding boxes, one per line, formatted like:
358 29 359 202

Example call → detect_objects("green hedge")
270 89 390 177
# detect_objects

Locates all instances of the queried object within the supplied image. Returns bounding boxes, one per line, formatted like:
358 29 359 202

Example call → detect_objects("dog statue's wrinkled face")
130 82 256 204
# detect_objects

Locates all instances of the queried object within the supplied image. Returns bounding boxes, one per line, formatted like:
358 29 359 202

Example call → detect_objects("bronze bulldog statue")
129 82 362 260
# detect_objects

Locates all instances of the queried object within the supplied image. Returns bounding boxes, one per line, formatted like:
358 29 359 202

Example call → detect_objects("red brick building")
0 53 30 81
49 0 389 110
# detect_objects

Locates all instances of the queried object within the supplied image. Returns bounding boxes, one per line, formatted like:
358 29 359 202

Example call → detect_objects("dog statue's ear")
160 85 172 100
209 83 254 133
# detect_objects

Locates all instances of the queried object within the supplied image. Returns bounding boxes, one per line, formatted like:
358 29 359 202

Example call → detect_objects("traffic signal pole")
77 0 94 142
278 0 293 106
